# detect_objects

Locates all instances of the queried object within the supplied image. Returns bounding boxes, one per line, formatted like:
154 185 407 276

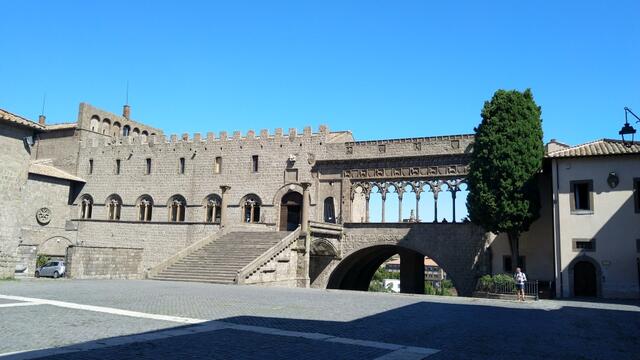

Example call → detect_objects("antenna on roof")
123 81 131 119
38 93 47 125
41 93 46 115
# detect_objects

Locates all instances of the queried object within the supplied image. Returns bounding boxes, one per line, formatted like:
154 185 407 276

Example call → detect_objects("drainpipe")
551 158 563 298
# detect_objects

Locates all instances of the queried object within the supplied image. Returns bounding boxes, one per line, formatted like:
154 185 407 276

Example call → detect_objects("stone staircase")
150 231 291 284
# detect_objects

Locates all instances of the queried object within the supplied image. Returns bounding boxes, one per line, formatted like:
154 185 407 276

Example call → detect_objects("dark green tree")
466 89 544 270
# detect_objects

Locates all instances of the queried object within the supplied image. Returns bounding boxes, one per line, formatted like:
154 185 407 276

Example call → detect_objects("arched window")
132 128 140 137
141 130 149 142
203 194 222 223
89 115 100 132
106 194 122 221
79 195 93 219
136 195 153 221
324 197 336 223
112 122 121 137
168 195 186 222
101 119 111 135
122 125 131 136
241 194 261 223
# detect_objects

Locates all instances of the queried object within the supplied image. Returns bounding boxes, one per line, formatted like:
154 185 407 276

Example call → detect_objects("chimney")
38 115 46 125
123 105 131 119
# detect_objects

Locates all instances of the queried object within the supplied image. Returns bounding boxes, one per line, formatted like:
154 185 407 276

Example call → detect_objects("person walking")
514 267 527 301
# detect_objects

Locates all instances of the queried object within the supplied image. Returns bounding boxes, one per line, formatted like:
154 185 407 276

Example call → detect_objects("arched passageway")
327 245 457 295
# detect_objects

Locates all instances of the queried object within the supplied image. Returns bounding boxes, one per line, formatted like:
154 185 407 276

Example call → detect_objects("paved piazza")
0 280 638 360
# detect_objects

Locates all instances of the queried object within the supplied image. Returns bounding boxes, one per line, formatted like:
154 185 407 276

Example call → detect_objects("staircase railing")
147 229 227 278
235 226 302 285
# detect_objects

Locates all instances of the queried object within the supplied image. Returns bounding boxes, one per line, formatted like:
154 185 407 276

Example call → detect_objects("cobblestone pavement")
1 279 639 359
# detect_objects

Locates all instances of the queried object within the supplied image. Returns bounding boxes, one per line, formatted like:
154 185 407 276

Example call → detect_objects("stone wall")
0 122 33 278
35 128 81 175
74 220 220 272
66 245 143 279
73 126 331 229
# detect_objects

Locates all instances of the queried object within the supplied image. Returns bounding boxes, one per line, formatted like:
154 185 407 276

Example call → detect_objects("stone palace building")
1 103 638 298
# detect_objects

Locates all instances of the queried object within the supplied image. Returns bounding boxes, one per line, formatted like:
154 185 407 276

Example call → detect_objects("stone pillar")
399 249 425 294
365 194 370 223
451 190 457 223
415 194 420 222
381 193 386 223
433 191 439 223
398 193 403 223
301 182 311 232
220 185 231 228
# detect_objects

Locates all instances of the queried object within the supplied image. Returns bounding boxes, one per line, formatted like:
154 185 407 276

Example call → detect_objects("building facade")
0 102 637 298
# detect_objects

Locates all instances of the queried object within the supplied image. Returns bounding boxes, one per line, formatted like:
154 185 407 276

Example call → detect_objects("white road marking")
0 293 440 359
0 294 205 324
0 302 41 308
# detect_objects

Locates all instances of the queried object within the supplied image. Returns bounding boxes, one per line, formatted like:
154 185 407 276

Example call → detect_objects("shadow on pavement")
5 299 640 360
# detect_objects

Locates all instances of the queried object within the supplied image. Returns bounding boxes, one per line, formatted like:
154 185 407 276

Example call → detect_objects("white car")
35 261 65 278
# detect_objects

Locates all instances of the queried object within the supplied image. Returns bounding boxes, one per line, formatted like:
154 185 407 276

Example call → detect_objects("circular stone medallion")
36 207 52 225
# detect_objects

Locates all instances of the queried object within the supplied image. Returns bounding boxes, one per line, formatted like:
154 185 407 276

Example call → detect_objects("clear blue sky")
1 1 638 145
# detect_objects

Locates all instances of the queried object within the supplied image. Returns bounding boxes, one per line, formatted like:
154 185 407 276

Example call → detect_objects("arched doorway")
574 261 597 297
280 192 302 231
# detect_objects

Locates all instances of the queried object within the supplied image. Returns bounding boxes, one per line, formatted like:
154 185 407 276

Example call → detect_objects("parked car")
35 261 65 278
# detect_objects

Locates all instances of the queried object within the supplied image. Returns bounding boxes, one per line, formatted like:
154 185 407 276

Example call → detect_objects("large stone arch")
315 222 490 296
271 183 304 206
38 236 73 257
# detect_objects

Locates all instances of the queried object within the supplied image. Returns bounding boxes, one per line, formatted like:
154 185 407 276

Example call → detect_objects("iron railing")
477 280 539 300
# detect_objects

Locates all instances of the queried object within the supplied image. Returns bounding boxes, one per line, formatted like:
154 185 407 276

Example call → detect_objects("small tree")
467 89 544 271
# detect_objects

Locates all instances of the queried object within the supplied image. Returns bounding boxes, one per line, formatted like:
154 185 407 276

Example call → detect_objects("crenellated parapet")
78 125 332 150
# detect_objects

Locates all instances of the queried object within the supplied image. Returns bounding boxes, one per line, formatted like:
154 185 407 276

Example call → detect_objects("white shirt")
514 272 527 284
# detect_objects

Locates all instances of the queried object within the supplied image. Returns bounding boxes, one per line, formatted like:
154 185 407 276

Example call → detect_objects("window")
106 194 122 221
242 194 261 223
570 180 593 213
168 195 186 222
137 195 153 221
252 155 259 172
214 157 222 174
204 195 222 223
122 125 131 136
88 159 94 175
115 159 121 175
634 178 640 213
573 238 596 252
324 197 336 223
179 157 185 174
503 255 526 273
145 158 152 175
80 195 93 219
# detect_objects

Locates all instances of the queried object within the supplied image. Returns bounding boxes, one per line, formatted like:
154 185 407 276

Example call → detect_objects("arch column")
301 182 311 232
381 192 386 223
397 186 405 223
220 185 231 227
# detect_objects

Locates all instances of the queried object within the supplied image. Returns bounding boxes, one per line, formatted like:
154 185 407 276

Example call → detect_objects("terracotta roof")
29 162 85 183
546 139 640 158
0 108 45 130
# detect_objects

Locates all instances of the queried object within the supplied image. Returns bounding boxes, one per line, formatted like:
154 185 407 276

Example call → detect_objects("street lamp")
619 107 639 147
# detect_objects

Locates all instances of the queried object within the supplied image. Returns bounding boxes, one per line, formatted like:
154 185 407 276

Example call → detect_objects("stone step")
153 230 290 284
